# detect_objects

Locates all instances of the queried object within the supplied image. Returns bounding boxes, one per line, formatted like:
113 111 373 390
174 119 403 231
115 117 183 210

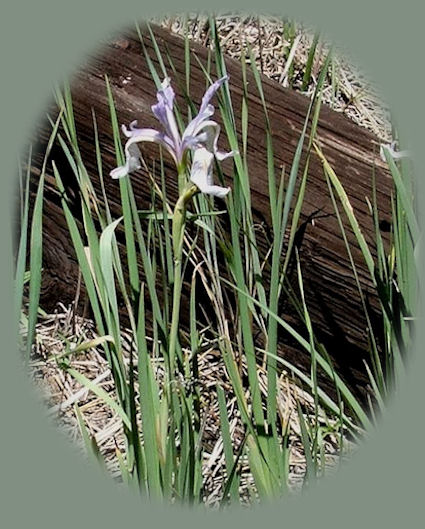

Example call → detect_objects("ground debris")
26 302 356 507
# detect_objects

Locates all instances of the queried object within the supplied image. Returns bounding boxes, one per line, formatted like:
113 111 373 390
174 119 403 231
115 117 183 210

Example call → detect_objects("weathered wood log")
29 24 393 402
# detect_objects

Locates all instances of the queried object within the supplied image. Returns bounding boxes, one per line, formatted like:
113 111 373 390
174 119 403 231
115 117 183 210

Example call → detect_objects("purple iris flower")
110 76 234 197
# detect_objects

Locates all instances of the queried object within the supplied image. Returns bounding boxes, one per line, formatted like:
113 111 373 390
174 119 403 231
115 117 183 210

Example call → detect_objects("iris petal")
110 127 178 179
189 147 230 197
380 141 411 161
187 120 236 160
182 75 228 145
151 77 181 154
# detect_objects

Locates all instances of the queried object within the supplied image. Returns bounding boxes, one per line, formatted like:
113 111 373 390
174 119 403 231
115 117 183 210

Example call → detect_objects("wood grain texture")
29 24 393 402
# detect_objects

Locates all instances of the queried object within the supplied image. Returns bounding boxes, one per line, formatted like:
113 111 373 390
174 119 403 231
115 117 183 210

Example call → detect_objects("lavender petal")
110 126 178 178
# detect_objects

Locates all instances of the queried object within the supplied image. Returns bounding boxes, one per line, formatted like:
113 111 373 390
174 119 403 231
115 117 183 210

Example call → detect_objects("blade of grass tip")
105 75 140 301
99 218 123 335
282 19 297 71
325 169 385 396
220 431 247 509
296 249 319 410
115 444 131 487
246 433 272 499
92 108 113 227
98 217 132 406
56 335 115 360
370 169 388 282
314 143 376 279
382 148 419 242
277 414 291 495
136 287 162 500
217 384 240 504
160 151 174 284
66 367 131 430
63 81 78 146
146 22 169 80
363 360 386 415
25 112 62 364
52 164 110 353
391 161 416 323
127 345 146 493
183 15 191 95
282 50 331 278
330 56 338 109
74 404 107 472
16 153 24 224
189 269 201 430
135 22 162 88
281 34 301 87
240 51 250 172
295 397 316 488
281 51 332 244
14 146 32 334
301 31 320 92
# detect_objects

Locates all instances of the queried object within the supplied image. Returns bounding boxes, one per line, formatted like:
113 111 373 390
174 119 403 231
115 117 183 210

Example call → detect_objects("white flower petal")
189 120 236 160
111 142 141 179
380 141 411 162
110 127 178 178
189 147 230 197
202 184 231 198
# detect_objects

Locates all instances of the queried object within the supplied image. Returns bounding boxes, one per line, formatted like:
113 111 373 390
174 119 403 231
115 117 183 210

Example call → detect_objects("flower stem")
169 183 198 374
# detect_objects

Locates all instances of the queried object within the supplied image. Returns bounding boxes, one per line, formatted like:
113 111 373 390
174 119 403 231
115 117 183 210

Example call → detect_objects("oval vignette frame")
1 0 424 527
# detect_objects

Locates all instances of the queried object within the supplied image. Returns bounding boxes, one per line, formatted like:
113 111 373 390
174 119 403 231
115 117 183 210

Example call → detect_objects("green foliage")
18 15 417 506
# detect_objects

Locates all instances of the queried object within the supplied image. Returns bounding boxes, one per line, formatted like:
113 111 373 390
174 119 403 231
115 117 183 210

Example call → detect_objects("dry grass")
156 13 392 141
26 303 354 506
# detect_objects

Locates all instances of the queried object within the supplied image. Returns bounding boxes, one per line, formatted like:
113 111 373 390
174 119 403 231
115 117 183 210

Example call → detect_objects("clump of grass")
16 15 417 506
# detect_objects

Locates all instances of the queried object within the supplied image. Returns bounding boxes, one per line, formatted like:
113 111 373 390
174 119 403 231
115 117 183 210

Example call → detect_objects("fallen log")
28 24 393 402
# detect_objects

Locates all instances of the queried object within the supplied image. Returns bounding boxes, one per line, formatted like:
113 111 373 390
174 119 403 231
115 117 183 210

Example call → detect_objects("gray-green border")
1 0 423 527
